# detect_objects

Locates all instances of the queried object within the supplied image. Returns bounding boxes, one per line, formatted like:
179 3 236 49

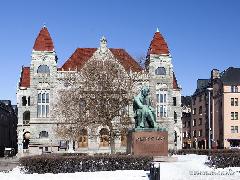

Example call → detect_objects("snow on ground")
1 154 240 180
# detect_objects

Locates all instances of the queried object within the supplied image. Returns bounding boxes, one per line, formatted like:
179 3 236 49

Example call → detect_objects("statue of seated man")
133 86 158 128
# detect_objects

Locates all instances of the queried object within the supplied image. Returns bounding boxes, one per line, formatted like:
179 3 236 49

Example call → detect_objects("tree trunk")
110 131 116 154
109 124 116 154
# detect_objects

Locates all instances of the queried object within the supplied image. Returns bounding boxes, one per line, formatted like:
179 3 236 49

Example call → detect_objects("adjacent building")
0 100 18 156
185 68 240 149
17 26 182 155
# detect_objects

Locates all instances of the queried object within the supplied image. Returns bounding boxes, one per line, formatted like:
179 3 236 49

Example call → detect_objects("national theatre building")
17 26 182 155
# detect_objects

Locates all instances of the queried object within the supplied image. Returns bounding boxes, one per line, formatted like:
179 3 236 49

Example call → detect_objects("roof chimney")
211 69 220 80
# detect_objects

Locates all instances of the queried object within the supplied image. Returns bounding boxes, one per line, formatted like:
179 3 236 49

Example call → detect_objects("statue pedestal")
127 128 168 156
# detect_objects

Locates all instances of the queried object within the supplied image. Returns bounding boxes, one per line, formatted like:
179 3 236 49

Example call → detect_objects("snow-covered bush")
19 154 153 174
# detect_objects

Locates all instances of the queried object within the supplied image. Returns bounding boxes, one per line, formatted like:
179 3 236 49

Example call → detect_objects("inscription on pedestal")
127 130 168 156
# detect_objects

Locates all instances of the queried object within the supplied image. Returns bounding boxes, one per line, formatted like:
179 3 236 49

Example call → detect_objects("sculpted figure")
133 86 158 128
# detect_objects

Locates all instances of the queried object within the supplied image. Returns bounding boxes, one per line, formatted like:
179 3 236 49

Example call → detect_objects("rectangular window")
42 93 46 103
231 86 238 92
199 106 202 115
188 121 191 127
231 126 239 133
37 105 41 117
193 119 196 127
42 105 45 117
231 112 235 120
235 126 239 133
160 94 163 103
173 97 176 106
235 98 238 106
160 105 163 117
46 105 49 117
193 108 196 115
199 130 202 137
231 98 234 106
38 94 41 103
156 91 167 118
174 111 177 122
46 93 49 103
231 112 239 120
199 118 202 125
37 90 50 118
193 130 197 137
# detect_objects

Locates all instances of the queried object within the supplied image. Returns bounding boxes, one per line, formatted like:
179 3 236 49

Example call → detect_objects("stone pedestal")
127 128 168 156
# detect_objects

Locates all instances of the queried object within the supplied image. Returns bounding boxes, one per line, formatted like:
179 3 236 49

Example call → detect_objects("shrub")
207 152 240 168
170 149 240 156
169 149 240 168
19 153 153 174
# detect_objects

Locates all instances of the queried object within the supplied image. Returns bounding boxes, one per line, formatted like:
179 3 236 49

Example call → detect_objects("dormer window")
37 65 50 74
155 67 166 75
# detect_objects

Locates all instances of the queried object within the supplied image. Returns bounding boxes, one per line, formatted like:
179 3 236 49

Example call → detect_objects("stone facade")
17 26 182 155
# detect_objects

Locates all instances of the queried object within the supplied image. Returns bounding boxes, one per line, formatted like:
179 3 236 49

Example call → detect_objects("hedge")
169 149 240 155
169 149 240 168
19 154 153 174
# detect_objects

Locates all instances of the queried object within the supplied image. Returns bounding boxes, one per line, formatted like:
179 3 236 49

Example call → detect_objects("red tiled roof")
33 27 54 51
148 31 169 55
61 48 97 71
110 49 142 72
19 67 30 88
173 72 180 89
61 48 142 72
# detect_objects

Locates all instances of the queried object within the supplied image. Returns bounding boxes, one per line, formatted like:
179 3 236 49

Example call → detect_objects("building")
0 100 18 156
190 79 211 149
181 96 192 149
212 68 240 148
17 26 182 155
187 67 240 149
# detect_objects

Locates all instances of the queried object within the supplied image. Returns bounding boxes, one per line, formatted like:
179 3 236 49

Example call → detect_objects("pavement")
0 156 19 172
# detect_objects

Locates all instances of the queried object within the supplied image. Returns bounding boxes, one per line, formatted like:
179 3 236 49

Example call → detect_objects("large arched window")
99 128 109 147
23 111 30 125
39 131 49 138
78 129 88 148
155 67 166 75
37 65 50 74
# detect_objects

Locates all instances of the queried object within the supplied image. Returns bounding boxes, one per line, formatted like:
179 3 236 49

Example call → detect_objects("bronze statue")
133 86 158 128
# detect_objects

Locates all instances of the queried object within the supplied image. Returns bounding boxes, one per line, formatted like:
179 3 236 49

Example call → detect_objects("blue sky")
0 0 240 104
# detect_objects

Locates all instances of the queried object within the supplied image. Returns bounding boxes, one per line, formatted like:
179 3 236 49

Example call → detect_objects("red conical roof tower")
147 28 169 55
33 26 54 51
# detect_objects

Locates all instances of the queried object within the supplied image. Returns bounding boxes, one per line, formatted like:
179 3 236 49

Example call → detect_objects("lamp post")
207 87 213 149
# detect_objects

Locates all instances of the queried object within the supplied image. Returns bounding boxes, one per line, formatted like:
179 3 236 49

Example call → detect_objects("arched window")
78 129 88 148
155 67 166 75
23 111 30 125
39 131 48 138
99 128 109 147
37 65 50 74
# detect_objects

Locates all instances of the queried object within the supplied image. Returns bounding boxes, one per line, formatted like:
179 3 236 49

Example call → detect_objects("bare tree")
52 53 134 153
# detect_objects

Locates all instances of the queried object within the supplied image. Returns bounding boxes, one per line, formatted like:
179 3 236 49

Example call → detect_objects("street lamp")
207 87 213 149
